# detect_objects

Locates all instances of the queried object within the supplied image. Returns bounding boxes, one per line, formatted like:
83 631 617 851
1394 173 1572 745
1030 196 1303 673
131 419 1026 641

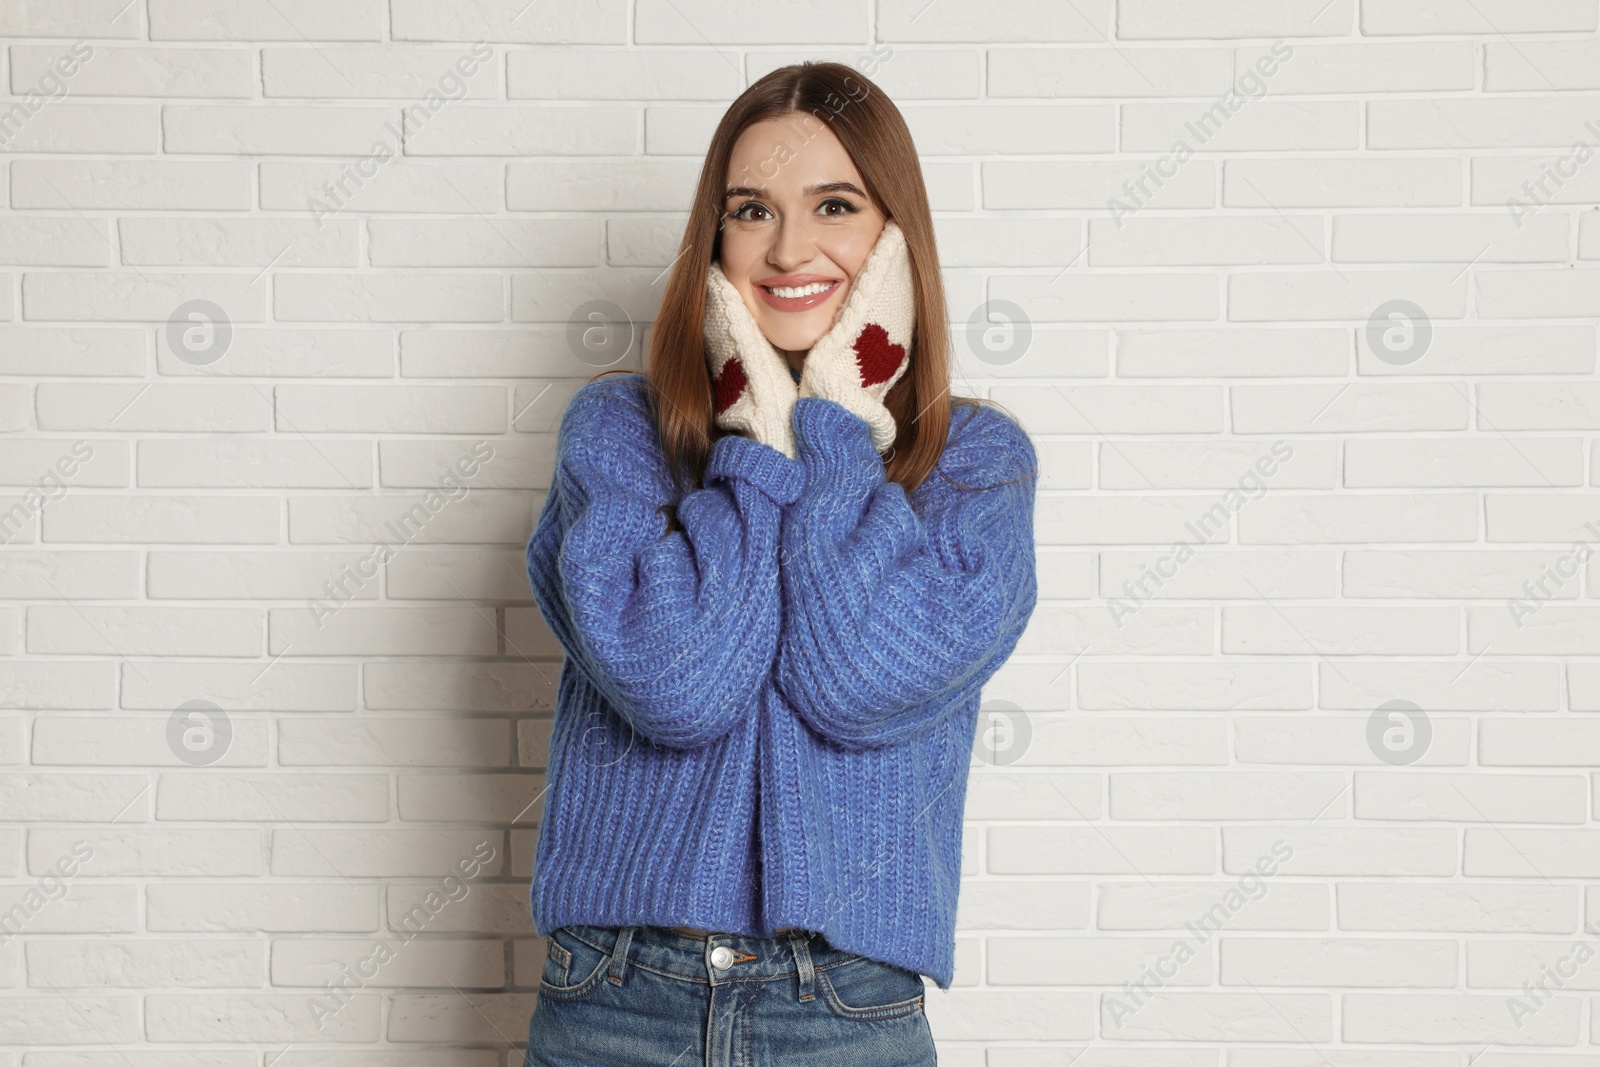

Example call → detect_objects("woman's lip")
756 279 841 313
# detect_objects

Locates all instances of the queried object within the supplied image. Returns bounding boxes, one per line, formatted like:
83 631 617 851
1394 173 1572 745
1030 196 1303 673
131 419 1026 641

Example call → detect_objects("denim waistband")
556 923 867 987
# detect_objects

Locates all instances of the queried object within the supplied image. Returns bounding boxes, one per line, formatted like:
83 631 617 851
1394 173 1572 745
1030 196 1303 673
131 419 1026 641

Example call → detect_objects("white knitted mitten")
795 219 915 455
704 260 800 459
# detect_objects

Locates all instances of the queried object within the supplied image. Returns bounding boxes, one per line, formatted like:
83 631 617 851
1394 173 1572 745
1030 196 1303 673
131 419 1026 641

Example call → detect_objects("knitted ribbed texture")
525 372 1038 990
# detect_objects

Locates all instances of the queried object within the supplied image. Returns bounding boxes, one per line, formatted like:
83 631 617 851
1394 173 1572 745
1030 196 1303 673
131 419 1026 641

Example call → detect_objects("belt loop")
788 931 815 1002
607 926 635 985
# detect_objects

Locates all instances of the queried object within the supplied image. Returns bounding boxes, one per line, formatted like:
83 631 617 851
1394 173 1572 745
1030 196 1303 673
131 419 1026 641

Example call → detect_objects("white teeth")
765 281 835 299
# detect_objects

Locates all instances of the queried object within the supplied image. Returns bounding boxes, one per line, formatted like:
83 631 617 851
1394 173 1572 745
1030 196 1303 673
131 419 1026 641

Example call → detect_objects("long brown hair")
592 61 1010 497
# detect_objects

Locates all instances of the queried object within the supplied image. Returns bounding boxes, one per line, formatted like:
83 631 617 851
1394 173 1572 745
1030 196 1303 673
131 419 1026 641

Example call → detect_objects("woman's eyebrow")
722 180 867 203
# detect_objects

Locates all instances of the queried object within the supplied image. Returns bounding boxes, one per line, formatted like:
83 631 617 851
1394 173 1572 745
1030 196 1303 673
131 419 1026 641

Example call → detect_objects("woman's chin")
761 309 848 353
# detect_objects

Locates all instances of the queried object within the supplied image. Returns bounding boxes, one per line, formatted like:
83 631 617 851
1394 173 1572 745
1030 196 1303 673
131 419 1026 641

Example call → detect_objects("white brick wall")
1 0 1598 1062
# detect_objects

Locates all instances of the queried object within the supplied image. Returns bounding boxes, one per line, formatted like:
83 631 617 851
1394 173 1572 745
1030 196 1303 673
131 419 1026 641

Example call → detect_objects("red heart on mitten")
853 323 906 388
713 356 747 415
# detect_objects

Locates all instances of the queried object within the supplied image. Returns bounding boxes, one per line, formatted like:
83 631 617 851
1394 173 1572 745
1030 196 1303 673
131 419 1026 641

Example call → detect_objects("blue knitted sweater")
524 372 1038 990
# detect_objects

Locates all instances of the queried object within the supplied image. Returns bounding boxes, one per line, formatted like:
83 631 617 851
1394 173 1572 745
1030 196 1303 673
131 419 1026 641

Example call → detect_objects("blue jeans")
523 924 939 1066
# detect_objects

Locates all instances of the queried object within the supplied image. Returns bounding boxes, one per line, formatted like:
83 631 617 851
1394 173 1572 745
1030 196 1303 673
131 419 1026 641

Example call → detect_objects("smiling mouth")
761 280 841 298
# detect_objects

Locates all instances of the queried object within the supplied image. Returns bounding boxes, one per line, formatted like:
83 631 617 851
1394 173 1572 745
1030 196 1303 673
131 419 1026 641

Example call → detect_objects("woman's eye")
729 198 857 223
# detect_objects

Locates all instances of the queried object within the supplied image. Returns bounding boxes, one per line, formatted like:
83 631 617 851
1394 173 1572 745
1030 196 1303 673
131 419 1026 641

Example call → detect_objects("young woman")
521 61 1039 1066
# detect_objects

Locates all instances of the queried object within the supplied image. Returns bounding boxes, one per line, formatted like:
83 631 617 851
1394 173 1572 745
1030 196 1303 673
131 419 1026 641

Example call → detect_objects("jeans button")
710 945 734 969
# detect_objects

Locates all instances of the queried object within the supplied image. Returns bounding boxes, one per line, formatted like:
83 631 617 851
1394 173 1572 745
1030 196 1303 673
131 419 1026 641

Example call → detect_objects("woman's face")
718 116 887 366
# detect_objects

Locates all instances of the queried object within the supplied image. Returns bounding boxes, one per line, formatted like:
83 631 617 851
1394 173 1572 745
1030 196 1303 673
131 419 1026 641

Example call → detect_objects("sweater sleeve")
525 376 806 749
774 396 1039 750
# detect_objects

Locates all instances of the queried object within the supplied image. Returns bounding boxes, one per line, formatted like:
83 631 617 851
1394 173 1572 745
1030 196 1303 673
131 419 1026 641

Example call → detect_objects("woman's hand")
704 261 800 458
795 219 915 455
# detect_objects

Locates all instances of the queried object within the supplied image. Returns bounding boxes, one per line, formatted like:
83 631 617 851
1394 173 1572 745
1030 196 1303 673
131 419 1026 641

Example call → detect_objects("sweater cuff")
792 397 876 461
707 432 807 505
